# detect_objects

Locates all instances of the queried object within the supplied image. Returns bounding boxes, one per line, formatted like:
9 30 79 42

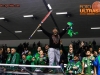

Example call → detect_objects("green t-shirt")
35 53 40 59
31 60 37 71
82 56 94 74
37 57 46 65
66 60 82 74
31 61 35 65
26 55 32 61
31 59 37 65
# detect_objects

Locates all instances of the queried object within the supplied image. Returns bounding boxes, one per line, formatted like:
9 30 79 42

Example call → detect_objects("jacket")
93 55 100 75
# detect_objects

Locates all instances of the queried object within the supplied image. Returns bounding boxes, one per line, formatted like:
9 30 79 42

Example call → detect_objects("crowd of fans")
0 40 99 75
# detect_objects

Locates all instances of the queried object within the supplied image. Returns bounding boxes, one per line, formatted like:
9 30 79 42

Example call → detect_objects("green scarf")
7 53 17 64
23 60 26 64
6 53 17 73
11 53 16 64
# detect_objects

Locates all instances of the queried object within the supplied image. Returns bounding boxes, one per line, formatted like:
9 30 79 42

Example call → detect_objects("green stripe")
98 55 100 65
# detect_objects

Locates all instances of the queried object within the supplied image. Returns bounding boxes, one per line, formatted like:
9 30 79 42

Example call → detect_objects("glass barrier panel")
0 64 65 75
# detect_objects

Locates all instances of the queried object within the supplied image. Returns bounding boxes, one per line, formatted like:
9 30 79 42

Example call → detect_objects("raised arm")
39 24 51 37
60 40 67 55
60 25 69 38
60 40 68 63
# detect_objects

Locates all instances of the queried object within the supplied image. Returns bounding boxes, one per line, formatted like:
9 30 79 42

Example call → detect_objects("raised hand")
60 40 62 45
91 57 95 61
73 66 78 69
69 70 73 73
38 24 41 27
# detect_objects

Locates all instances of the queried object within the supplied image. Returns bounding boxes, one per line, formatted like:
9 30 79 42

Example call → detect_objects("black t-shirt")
43 49 48 54
77 46 86 57
20 60 31 65
40 26 68 48
59 53 66 64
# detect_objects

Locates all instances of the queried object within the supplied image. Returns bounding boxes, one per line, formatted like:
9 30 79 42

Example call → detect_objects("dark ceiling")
0 0 100 40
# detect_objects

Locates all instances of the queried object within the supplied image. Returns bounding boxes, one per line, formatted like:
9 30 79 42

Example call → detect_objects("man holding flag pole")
29 3 70 72
38 23 69 71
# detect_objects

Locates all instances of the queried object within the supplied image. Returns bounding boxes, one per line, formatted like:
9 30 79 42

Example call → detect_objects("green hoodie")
26 55 32 61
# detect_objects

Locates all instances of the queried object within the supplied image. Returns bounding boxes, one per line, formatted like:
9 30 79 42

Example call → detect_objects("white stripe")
47 4 52 10
0 64 60 68
0 17 5 19
23 15 33 17
56 12 67 15
91 27 100 29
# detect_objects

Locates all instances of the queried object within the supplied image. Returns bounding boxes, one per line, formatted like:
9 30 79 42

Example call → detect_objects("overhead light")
23 15 33 17
0 17 5 20
47 4 52 10
56 12 67 15
91 27 100 29
37 30 42 32
15 31 22 33
0 32 2 34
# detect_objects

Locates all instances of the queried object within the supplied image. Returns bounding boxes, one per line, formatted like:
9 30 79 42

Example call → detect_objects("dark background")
0 0 100 40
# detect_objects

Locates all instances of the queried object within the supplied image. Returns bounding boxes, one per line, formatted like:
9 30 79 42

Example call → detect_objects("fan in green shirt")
6 48 20 65
6 48 20 75
66 54 82 75
20 54 31 72
31 57 37 65
34 46 42 62
26 51 32 61
35 53 40 60
36 50 46 65
31 57 37 71
67 47 74 62
37 54 46 65
81 50 96 75
36 50 46 72
20 54 31 65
